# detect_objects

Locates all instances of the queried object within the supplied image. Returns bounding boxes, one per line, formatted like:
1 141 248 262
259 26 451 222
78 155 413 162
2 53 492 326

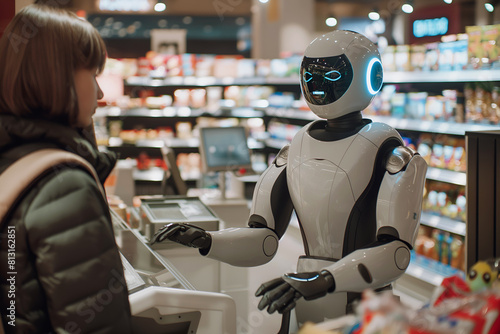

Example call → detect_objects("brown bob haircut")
0 3 106 127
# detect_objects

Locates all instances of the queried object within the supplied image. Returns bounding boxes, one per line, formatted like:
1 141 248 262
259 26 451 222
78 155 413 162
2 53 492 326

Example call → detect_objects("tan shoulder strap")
0 149 106 223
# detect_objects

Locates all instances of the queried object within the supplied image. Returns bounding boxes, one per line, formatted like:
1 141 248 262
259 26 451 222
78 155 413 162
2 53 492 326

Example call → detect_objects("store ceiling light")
443 0 452 4
325 17 337 27
485 3 495 12
368 10 380 21
402 3 413 14
154 1 166 12
259 0 269 3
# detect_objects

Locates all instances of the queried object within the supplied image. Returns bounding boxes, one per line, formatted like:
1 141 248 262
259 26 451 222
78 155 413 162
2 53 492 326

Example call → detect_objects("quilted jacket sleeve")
24 167 132 333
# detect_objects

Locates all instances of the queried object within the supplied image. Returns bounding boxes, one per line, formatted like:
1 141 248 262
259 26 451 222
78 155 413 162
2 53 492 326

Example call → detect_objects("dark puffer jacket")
0 114 132 333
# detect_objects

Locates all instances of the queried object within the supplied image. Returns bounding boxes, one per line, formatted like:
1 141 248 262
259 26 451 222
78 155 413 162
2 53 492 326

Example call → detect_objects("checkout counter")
111 201 237 334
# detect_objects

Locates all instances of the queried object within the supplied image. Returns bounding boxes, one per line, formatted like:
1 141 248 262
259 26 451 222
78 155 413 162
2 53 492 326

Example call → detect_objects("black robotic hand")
149 223 212 252
255 271 335 314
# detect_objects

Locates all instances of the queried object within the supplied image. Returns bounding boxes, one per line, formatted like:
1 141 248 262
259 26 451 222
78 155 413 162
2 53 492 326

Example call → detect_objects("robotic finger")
150 223 212 251
269 289 300 314
256 278 289 312
149 223 184 244
255 277 283 297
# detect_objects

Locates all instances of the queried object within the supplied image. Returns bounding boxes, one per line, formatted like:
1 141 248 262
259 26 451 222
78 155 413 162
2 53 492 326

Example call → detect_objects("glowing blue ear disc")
367 58 383 95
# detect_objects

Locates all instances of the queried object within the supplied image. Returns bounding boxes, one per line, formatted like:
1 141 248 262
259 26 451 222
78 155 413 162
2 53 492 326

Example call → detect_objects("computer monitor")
198 126 253 174
160 145 188 196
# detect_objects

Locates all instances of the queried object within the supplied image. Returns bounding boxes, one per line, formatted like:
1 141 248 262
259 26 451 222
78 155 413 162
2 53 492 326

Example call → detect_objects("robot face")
300 55 353 106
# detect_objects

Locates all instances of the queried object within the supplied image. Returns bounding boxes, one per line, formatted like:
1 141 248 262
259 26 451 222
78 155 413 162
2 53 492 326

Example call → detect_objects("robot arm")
151 145 294 267
204 145 294 267
323 146 427 292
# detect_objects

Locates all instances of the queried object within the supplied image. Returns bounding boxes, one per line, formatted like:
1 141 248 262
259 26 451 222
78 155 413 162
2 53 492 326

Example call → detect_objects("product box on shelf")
237 58 256 78
410 44 426 71
482 24 500 67
466 25 483 69
390 92 407 118
424 42 440 71
406 92 428 119
423 178 466 223
381 45 396 72
466 24 500 68
415 225 465 271
212 55 243 78
255 59 271 78
395 45 411 72
195 54 215 77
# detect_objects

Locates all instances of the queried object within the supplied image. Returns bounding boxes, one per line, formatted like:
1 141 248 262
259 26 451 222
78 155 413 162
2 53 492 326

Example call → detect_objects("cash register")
111 210 236 334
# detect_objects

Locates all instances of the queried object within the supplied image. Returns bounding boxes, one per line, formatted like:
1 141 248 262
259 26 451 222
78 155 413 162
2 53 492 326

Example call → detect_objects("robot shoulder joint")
386 146 417 174
273 144 290 167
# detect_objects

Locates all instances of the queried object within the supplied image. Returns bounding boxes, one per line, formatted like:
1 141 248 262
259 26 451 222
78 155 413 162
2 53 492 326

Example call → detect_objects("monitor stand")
189 171 244 201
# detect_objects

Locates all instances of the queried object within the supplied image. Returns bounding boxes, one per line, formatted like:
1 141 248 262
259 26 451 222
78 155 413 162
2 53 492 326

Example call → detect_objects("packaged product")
406 92 428 119
481 24 500 67
390 92 407 118
395 45 411 72
430 135 447 168
195 54 215 77
425 96 445 120
381 45 396 72
410 44 426 71
438 41 455 72
466 25 484 69
452 38 469 71
417 133 433 165
213 55 242 78
450 139 466 172
237 58 256 78
423 42 440 71
442 90 458 121
181 53 196 77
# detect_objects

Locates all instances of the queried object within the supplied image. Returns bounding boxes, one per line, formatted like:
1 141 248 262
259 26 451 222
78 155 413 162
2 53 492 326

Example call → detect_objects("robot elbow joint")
262 235 278 257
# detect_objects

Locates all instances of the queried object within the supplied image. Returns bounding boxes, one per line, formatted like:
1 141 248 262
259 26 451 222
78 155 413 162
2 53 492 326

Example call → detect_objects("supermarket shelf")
406 251 464 287
370 115 500 136
384 69 500 84
125 70 500 88
420 212 466 236
265 107 318 121
265 138 290 150
125 75 300 87
109 137 264 150
425 167 465 186
103 106 203 118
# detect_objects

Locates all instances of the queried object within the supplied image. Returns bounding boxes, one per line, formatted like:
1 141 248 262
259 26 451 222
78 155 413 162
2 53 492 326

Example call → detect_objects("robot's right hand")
255 271 335 314
149 223 212 251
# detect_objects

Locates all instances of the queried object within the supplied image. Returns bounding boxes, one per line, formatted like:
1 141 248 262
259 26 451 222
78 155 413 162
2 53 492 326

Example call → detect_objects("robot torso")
287 120 403 260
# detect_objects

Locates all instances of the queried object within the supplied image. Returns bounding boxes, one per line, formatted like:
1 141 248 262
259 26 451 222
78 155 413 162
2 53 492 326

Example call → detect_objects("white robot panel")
377 151 428 246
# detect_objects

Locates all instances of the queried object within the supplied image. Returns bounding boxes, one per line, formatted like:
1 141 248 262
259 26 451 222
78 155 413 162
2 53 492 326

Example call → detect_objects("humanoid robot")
151 30 427 326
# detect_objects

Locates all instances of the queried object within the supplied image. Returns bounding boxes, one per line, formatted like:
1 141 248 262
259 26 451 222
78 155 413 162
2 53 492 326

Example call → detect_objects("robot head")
300 30 383 119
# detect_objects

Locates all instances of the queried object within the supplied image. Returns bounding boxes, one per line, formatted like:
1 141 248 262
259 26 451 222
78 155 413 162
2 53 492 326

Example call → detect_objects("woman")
0 3 132 333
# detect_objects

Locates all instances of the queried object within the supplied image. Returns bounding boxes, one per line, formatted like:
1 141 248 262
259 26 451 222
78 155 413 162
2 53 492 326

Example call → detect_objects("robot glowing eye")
304 71 313 82
324 70 342 81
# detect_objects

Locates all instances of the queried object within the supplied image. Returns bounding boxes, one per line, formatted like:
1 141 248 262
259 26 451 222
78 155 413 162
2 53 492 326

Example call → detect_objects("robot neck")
309 111 371 142
326 111 365 131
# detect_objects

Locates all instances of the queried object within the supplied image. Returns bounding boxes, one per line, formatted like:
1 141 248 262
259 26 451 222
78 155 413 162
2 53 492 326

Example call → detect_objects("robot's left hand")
255 271 335 314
